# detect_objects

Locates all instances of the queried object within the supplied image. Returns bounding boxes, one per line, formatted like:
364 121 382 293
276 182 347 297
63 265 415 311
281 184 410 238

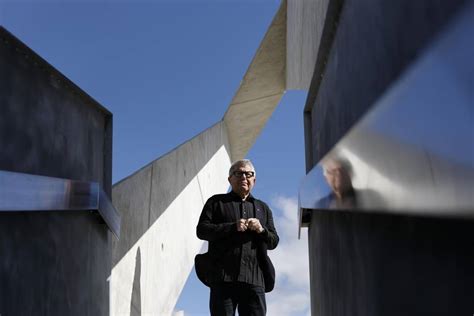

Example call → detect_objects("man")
321 157 357 209
196 159 279 316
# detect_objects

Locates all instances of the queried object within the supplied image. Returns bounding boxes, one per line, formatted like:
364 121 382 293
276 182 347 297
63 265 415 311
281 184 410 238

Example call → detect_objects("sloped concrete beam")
223 0 286 161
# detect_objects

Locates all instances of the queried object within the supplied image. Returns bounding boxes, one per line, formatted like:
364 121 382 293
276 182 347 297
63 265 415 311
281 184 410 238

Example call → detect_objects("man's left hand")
247 218 264 233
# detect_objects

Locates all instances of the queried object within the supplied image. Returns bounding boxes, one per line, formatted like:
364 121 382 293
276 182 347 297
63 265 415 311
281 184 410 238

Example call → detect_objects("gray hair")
322 156 352 177
229 159 256 176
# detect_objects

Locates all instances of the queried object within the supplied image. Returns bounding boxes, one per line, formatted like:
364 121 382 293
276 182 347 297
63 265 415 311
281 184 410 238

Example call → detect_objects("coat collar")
228 190 255 202
227 191 265 221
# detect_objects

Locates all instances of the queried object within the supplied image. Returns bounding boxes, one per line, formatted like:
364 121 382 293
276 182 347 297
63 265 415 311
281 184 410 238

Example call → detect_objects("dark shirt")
316 189 358 210
196 191 279 288
236 198 262 285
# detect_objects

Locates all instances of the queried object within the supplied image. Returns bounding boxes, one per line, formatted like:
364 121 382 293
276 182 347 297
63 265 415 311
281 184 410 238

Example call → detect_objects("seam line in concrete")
195 168 206 205
147 163 154 227
304 0 345 112
227 92 284 108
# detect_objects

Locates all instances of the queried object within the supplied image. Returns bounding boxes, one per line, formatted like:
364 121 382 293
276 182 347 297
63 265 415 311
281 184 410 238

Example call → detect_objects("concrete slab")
224 94 283 161
287 0 329 90
223 0 286 160
112 165 152 265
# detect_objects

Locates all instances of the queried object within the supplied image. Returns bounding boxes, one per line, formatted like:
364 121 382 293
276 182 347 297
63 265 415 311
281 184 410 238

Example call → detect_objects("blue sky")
1 1 310 314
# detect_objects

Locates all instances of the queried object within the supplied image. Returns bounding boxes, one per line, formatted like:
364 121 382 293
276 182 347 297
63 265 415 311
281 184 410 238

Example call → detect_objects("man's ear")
228 176 231 184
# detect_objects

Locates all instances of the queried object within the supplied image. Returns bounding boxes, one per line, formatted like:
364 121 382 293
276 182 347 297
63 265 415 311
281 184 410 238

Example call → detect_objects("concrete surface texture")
110 122 231 315
223 0 286 161
0 212 110 316
0 27 112 193
286 0 329 90
308 210 474 316
0 27 112 315
304 0 468 166
300 2 474 220
302 0 473 315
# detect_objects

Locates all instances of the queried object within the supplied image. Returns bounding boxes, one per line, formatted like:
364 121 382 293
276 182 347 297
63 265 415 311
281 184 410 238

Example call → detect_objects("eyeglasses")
232 171 255 178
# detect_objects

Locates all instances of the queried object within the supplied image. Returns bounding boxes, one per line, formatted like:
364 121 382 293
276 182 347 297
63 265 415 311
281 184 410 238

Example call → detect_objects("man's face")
323 161 351 195
228 164 256 197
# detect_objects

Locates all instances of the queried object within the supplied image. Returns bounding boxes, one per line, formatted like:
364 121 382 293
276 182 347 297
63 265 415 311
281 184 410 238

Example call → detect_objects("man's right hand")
236 219 248 232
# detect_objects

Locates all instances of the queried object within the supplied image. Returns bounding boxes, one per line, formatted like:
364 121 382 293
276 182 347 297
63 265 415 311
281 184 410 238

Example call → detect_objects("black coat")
196 191 279 292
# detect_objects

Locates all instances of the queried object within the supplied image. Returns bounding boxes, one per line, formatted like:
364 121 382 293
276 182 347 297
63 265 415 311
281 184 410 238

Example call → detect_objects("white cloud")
267 195 310 316
267 290 310 316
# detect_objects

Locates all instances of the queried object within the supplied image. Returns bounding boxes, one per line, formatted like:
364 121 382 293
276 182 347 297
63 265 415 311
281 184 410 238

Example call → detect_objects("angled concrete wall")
0 27 112 315
110 121 231 315
287 0 329 90
223 0 286 161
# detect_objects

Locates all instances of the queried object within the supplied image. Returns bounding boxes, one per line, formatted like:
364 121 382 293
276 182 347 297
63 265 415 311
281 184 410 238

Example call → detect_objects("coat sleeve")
258 202 279 250
196 197 236 241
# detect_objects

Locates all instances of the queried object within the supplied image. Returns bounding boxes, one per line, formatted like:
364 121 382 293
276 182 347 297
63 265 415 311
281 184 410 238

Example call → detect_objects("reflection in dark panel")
299 3 474 232
0 170 121 238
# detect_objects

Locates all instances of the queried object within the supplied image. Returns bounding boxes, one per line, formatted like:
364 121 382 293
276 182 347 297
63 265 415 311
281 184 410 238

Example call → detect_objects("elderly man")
321 157 357 209
196 159 279 316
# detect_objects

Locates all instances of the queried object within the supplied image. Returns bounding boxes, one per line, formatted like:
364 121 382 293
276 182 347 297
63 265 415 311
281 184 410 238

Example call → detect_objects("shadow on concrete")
112 121 230 266
130 247 142 316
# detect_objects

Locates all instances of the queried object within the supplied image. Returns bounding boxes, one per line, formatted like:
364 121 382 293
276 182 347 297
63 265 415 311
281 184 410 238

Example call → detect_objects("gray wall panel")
303 1 473 315
308 211 474 316
0 27 111 188
0 212 111 316
0 28 112 315
306 0 466 165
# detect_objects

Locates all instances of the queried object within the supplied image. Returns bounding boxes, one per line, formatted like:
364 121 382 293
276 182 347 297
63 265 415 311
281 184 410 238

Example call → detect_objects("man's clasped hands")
236 218 264 233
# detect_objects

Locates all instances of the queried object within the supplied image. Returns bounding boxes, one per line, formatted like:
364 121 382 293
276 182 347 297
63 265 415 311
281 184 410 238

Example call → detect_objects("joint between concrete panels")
304 0 345 112
147 164 154 228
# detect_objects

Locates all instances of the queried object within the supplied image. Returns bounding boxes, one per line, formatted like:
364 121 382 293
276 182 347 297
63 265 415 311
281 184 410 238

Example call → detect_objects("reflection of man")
321 158 357 209
196 159 279 316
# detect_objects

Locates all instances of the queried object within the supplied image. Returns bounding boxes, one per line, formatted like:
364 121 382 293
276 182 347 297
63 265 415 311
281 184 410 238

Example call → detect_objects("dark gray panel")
0 27 112 188
0 27 113 315
0 212 110 316
308 211 474 316
303 1 474 315
305 0 467 166
299 2 474 223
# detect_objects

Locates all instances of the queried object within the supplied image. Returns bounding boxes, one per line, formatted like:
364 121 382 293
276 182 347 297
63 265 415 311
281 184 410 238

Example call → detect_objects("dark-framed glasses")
232 171 255 178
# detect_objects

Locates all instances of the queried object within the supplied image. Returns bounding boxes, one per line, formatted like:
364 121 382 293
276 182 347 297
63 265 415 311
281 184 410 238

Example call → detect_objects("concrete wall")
302 1 473 315
223 1 286 161
304 0 467 166
309 211 474 316
0 27 112 194
287 0 329 90
0 27 112 315
111 121 231 315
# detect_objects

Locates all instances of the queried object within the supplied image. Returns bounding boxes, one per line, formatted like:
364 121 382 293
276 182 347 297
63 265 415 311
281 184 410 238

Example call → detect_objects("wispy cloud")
267 195 310 316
